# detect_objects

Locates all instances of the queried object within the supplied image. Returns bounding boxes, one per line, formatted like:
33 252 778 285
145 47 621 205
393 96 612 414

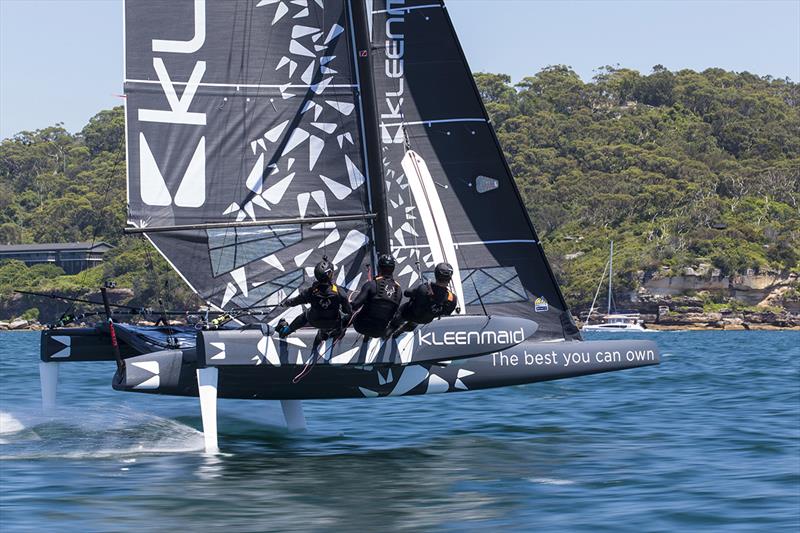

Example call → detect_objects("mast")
349 0 390 256
608 241 614 315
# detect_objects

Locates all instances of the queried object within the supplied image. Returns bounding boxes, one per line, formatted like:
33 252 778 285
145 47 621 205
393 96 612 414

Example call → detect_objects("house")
0 242 114 275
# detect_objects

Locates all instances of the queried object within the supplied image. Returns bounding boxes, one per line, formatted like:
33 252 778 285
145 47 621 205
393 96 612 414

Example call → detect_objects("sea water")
0 330 798 532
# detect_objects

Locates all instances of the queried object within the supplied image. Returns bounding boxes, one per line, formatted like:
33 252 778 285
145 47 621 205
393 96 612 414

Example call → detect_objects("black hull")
42 318 659 401
116 343 658 400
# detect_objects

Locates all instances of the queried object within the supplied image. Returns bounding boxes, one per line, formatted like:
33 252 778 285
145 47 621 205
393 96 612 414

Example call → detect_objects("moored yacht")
582 242 652 332
582 313 647 332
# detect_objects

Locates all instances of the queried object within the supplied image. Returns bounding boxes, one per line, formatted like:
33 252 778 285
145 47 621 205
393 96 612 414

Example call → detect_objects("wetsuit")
283 282 352 340
390 282 457 333
351 275 402 338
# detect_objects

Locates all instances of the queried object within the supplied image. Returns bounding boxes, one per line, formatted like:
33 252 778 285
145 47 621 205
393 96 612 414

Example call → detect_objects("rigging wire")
55 149 126 326
585 258 611 325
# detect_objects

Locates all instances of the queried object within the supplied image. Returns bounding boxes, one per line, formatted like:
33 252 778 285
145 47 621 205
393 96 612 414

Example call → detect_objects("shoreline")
631 324 800 331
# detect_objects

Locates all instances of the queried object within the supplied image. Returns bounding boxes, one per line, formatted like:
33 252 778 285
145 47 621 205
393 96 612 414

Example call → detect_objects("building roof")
0 242 114 253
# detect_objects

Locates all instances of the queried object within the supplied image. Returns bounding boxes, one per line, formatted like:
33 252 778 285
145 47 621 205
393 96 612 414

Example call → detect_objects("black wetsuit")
283 282 352 340
390 282 457 333
351 275 402 338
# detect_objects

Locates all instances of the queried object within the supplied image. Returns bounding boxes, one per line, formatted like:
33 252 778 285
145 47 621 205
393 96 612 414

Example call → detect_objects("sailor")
389 262 458 335
350 254 402 339
276 259 352 342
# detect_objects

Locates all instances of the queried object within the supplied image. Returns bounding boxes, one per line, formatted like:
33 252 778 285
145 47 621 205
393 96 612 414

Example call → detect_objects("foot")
276 318 290 338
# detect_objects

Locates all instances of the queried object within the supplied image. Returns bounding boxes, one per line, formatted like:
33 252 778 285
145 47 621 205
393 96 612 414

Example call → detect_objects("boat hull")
41 320 659 400
110 338 658 400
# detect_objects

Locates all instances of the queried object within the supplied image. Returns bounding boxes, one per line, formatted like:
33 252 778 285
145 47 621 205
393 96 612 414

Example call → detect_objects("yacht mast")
349 0 390 256
608 240 614 315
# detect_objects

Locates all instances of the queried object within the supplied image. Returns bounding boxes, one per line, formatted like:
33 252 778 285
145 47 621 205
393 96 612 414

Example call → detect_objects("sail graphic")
400 150 465 313
124 0 374 320
370 0 577 339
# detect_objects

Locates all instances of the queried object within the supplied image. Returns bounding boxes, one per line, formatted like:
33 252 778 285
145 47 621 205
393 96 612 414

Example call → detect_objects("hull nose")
113 350 193 395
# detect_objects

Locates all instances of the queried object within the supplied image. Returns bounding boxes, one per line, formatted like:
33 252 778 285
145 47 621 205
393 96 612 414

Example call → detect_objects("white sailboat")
582 242 650 332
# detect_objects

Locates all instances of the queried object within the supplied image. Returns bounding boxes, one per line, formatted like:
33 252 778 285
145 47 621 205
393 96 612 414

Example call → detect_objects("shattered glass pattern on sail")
124 0 372 321
207 225 302 276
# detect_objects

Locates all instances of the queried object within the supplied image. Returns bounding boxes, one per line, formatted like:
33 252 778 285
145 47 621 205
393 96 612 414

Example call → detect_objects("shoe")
276 318 290 338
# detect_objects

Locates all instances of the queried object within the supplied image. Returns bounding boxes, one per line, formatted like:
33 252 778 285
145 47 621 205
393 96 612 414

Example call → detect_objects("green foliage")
1 66 798 314
20 307 39 321
475 66 799 306
0 108 126 246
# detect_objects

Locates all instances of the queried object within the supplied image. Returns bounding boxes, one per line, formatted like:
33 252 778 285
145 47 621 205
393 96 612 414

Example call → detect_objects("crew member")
351 254 402 338
389 262 458 335
276 259 352 342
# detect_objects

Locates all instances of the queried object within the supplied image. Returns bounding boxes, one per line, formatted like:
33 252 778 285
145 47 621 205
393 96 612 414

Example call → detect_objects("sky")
0 0 798 140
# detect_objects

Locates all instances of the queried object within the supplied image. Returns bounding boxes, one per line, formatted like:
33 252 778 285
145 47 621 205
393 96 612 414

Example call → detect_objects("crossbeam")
124 213 377 234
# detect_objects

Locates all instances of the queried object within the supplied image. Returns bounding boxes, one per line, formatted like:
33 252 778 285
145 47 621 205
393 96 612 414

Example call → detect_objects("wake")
0 406 205 459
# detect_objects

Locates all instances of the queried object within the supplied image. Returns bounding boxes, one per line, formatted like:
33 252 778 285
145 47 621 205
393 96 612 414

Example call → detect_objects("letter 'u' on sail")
401 150 465 313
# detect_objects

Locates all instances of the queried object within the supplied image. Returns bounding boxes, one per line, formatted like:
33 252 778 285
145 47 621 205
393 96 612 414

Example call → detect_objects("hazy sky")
1 0 798 139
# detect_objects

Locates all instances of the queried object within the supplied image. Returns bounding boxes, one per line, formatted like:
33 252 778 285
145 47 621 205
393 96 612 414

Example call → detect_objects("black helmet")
378 254 396 274
314 260 334 282
434 262 453 282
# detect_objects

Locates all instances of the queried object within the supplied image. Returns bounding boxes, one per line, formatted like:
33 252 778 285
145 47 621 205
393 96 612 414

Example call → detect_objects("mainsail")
370 0 577 339
125 0 376 321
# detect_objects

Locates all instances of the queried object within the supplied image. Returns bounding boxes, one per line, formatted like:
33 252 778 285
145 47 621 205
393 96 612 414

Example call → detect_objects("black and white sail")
124 0 578 338
369 0 576 339
125 0 375 321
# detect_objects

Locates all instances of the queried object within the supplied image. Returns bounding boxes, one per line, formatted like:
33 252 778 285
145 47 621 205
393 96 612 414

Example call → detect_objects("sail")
124 0 375 319
370 0 577 339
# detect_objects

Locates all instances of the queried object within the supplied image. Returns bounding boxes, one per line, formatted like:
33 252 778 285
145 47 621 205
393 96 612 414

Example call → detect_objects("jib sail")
124 0 376 321
369 0 577 339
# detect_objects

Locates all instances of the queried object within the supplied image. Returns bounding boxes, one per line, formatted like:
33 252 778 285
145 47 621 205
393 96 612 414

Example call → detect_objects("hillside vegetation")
476 66 799 305
0 66 798 319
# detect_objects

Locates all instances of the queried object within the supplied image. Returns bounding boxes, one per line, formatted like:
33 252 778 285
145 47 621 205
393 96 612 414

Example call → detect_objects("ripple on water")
0 330 798 532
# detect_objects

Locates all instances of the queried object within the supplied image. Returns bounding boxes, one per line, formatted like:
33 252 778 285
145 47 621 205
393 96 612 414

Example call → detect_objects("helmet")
377 254 396 274
314 260 334 282
434 262 453 282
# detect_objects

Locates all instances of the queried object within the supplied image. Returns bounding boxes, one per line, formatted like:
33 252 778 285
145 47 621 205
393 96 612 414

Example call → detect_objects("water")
1 330 798 532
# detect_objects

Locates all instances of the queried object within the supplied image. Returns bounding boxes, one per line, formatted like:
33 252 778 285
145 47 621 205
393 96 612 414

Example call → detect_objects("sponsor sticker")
534 297 549 312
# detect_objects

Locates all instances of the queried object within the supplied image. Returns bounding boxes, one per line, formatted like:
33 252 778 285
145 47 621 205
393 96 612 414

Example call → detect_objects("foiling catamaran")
37 0 658 452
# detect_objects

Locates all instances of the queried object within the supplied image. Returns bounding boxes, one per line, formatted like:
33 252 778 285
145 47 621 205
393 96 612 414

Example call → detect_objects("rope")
56 149 125 325
585 258 610 325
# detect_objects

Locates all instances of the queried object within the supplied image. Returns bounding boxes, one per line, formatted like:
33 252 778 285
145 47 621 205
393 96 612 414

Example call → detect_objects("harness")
307 283 343 325
410 282 454 323
374 276 402 305
354 276 401 331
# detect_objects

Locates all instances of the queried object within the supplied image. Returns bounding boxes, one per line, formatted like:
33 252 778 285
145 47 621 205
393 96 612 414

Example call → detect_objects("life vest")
410 282 456 324
355 276 401 329
307 282 343 328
